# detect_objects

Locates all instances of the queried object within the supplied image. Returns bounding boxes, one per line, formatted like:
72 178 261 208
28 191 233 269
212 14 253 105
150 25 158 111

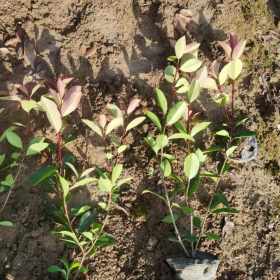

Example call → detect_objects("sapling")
48 100 145 279
143 34 249 259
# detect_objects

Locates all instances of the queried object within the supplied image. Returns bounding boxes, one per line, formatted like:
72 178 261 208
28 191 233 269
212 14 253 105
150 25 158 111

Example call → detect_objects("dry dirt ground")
0 0 280 279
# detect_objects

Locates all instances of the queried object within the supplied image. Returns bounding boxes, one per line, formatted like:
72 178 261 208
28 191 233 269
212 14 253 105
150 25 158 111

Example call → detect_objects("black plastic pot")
166 252 220 280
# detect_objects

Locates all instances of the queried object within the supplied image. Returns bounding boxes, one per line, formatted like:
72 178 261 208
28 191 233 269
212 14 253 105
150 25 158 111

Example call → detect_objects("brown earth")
0 0 280 279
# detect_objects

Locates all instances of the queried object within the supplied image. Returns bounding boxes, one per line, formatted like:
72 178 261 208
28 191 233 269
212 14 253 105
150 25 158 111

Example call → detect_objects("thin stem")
185 179 194 254
0 156 25 215
73 191 112 280
231 80 235 120
56 132 63 169
160 127 190 257
195 158 227 252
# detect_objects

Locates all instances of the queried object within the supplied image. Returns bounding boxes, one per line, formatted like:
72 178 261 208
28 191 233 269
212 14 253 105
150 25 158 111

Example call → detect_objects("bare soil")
1 0 280 279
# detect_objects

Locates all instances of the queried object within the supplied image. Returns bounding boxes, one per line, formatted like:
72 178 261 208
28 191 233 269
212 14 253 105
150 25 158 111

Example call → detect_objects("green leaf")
188 176 200 197
145 111 162 131
65 162 79 178
164 65 176 83
59 176 70 199
162 213 180 224
190 122 210 137
82 119 103 137
26 141 49 156
215 129 230 138
210 193 229 210
166 101 187 126
184 153 200 180
29 165 57 186
195 148 207 163
72 205 91 217
105 118 123 135
112 164 123 184
40 97 62 133
0 220 14 227
0 154 5 166
187 80 200 103
213 93 229 106
48 265 66 278
116 177 132 187
175 36 187 59
175 78 190 94
59 231 79 245
160 159 172 177
98 177 112 192
233 130 256 138
180 54 202 73
126 116 145 132
155 88 168 115
193 216 202 228
21 100 38 113
155 134 169 152
218 63 229 85
226 146 238 157
212 207 239 214
168 133 194 142
117 145 128 154
206 232 221 241
6 130 23 149
107 104 123 119
82 231 94 241
227 59 243 80
72 177 96 189
1 174 15 188
78 211 95 232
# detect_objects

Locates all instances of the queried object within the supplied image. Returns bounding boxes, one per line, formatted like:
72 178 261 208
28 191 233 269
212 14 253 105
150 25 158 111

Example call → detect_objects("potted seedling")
143 34 251 280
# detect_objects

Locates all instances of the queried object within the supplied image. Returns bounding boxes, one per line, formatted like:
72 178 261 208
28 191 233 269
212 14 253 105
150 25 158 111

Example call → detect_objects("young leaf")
190 122 210 137
160 159 172 177
180 54 202 73
112 164 123 184
0 220 14 227
127 98 141 115
184 153 200 180
57 76 74 98
26 141 49 156
175 78 190 94
21 100 38 113
195 148 207 163
218 41 232 58
126 116 145 132
145 111 162 131
72 177 96 189
226 146 238 157
105 117 123 135
215 130 230 138
210 192 229 210
61 85 82 116
48 265 66 277
155 134 169 151
168 133 194 142
116 176 132 187
0 154 5 166
162 213 180 224
117 145 128 154
82 119 103 137
232 40 246 59
155 88 168 115
175 36 187 59
227 59 243 80
59 176 70 199
218 63 229 85
29 165 57 186
166 101 187 126
188 176 200 197
187 80 200 103
6 130 23 149
40 97 62 133
98 177 112 192
206 233 221 241
107 104 123 119
164 65 176 83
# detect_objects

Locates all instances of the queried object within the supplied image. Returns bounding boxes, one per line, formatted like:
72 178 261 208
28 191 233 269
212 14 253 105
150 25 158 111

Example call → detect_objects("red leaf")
61 86 82 116
57 76 73 99
127 98 141 115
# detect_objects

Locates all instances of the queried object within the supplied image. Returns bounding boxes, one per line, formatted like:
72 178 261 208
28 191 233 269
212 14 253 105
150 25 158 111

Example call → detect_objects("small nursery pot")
166 251 220 280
